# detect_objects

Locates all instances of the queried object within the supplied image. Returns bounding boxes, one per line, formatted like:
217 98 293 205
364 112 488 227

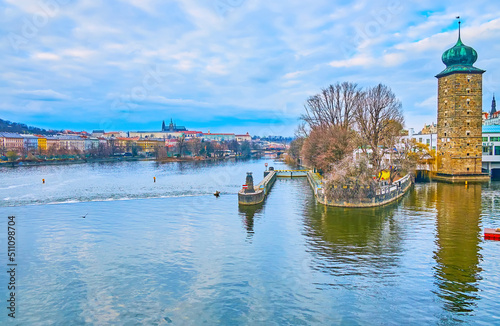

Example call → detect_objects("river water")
0 159 499 325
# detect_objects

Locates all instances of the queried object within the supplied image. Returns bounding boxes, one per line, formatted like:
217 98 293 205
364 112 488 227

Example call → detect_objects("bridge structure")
273 169 308 177
250 148 285 157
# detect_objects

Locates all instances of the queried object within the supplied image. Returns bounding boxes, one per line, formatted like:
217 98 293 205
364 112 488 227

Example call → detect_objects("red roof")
204 133 235 135
116 137 139 141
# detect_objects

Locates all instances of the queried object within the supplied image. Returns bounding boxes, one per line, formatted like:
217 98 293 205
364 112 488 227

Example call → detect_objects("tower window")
467 167 470 171
467 99 470 105
467 111 470 115
444 123 447 126
467 153 469 156
444 133 447 137
466 131 470 136
467 89 470 94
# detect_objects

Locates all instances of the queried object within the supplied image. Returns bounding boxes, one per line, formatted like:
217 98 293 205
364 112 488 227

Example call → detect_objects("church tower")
435 20 488 182
490 95 496 117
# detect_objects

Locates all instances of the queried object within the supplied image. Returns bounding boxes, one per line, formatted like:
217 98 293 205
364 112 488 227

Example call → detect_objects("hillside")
0 118 59 135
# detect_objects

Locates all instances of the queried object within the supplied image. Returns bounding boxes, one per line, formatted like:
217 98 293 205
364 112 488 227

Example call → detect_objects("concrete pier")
238 171 277 205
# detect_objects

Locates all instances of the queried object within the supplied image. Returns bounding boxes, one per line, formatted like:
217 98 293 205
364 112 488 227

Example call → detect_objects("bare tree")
301 82 363 130
177 135 187 157
187 138 202 156
300 125 356 172
355 84 404 173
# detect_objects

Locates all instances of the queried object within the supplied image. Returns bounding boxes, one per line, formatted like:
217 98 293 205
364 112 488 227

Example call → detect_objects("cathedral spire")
491 94 497 117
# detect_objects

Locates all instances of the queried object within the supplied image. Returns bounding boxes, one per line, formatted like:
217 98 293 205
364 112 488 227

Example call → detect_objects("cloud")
32 52 60 60
329 55 375 68
415 95 436 109
1 0 500 135
14 89 70 101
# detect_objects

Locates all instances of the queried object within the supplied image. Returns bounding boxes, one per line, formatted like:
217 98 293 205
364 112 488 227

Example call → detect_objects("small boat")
484 228 500 241
214 191 220 197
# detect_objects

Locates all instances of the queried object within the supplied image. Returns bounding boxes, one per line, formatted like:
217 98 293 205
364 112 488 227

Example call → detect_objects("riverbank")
0 155 249 167
0 156 150 167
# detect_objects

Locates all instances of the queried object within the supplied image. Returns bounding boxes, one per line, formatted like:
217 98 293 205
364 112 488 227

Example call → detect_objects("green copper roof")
436 28 485 78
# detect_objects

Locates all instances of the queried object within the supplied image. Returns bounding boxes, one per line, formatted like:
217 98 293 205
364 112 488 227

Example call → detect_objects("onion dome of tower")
436 20 485 78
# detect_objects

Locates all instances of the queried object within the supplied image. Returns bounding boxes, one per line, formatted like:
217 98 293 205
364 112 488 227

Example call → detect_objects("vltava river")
0 159 499 325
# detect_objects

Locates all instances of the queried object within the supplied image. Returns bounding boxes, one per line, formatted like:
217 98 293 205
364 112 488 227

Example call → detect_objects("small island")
288 81 416 207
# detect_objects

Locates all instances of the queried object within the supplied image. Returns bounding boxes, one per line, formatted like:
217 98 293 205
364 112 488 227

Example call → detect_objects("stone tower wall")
437 73 483 175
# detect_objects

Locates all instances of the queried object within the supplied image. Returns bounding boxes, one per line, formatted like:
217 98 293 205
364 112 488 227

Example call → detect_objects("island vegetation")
288 81 432 201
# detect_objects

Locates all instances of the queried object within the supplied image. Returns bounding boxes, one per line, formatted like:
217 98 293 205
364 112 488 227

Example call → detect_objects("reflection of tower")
238 204 264 240
435 19 487 180
433 183 482 313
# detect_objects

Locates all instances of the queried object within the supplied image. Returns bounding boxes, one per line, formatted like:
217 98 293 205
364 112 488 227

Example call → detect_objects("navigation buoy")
154 177 156 183
42 179 45 184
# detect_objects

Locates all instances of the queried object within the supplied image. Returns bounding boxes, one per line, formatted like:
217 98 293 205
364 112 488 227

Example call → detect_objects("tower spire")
491 94 497 117
456 16 462 43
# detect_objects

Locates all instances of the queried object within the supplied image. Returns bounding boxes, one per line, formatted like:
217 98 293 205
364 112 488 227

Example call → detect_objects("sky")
1 0 500 136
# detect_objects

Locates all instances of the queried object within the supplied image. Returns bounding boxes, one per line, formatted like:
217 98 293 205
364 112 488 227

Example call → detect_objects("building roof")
436 22 485 78
57 135 84 140
203 133 235 136
482 125 500 133
0 132 23 138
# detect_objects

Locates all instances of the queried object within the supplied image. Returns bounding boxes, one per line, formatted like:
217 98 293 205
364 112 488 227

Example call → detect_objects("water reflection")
303 198 403 284
238 203 264 240
433 183 482 314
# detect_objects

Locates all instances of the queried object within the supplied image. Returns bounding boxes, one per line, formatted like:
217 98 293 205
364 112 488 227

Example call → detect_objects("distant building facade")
407 127 437 151
21 135 39 152
0 132 23 152
235 132 252 142
203 132 236 141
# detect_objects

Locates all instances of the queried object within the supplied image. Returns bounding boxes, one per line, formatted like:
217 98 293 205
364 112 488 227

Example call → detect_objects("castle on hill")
162 119 187 132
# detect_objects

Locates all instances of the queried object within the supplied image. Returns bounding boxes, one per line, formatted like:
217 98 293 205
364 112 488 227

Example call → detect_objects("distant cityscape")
0 118 291 161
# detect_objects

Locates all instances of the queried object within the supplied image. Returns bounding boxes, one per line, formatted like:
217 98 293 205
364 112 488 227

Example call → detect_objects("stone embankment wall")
307 172 413 208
